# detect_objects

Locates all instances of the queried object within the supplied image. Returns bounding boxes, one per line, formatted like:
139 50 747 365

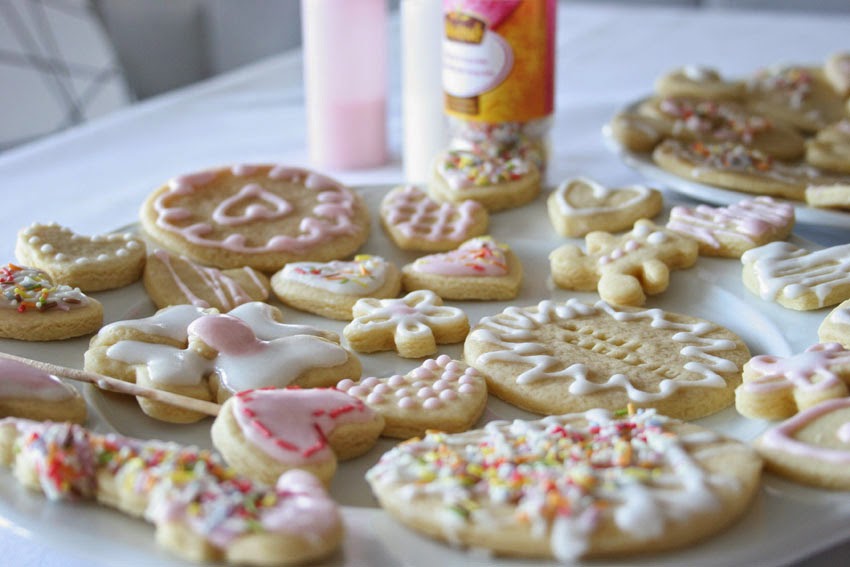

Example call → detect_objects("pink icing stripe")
153 250 256 310
384 186 481 241
232 388 375 465
742 343 850 393
761 398 850 464
412 238 509 277
667 197 793 249
0 359 76 401
211 184 293 226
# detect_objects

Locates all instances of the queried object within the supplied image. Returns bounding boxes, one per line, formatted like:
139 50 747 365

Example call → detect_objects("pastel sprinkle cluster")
290 255 378 289
752 66 813 108
658 98 771 144
439 149 531 189
687 141 774 173
0 264 86 312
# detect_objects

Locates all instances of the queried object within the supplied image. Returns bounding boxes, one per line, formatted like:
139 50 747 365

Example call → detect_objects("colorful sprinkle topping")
438 149 531 189
0 264 87 312
658 98 771 144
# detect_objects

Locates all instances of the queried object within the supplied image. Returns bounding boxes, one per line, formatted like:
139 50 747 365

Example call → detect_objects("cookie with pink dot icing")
820 299 850 348
666 196 795 258
0 418 344 565
144 248 270 311
429 148 541 212
337 355 487 438
379 185 489 252
401 236 522 301
139 164 370 272
755 397 850 489
735 343 850 420
15 222 146 292
549 219 699 306
343 289 469 359
0 357 86 423
211 387 384 485
270 255 402 320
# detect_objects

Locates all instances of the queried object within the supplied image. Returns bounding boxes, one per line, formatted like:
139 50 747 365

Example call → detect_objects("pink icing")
761 397 850 464
668 197 793 250
411 237 509 277
211 184 293 226
382 186 482 241
742 343 850 393
0 359 76 401
259 469 341 536
231 388 375 465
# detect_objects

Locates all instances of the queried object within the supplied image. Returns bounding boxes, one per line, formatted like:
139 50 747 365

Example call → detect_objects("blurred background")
2 0 849 150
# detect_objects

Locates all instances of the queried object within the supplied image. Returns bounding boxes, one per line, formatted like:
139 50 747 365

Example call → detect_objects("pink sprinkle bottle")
300 0 388 169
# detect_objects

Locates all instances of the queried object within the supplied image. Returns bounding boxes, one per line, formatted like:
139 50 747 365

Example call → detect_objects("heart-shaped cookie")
16 222 146 291
401 236 523 300
0 263 103 341
212 387 384 485
144 249 270 311
337 354 487 438
547 177 663 237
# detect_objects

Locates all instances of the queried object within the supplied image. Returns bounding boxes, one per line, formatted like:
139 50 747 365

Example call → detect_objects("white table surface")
1 2 849 565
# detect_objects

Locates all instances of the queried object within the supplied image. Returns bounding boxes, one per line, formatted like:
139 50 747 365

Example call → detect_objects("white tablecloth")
1 2 848 565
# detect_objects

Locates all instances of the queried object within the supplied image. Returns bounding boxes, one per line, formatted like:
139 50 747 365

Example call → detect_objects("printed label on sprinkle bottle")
442 0 556 123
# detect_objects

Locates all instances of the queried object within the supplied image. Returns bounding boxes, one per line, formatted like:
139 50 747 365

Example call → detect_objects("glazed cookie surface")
379 185 488 252
547 177 662 237
0 263 103 341
367 409 762 561
15 222 146 292
271 255 401 320
549 219 698 306
401 237 523 301
0 358 86 423
463 298 750 419
429 149 541 212
741 241 850 310
140 164 370 272
144 249 270 311
820 299 850 348
666 196 795 258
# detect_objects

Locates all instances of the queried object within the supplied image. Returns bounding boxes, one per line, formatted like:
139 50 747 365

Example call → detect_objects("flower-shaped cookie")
736 343 850 420
343 290 469 358
337 355 487 438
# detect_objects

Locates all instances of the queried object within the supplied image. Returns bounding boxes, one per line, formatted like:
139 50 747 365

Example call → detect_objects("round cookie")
0 263 103 341
654 65 745 100
379 185 488 252
0 358 86 423
367 409 762 561
212 387 384 486
271 255 402 320
401 237 523 301
755 397 850 489
547 177 663 237
820 299 850 348
429 149 541 212
140 164 370 272
15 222 146 292
463 298 750 420
652 139 813 201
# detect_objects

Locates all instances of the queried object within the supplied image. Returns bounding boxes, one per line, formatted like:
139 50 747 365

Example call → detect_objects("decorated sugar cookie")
805 183 850 210
140 164 370 272
0 357 86 423
741 241 850 310
367 409 762 561
820 299 850 348
337 355 487 438
805 119 850 175
666 196 795 258
549 219 698 306
746 65 846 133
271 255 402 320
343 289 469 358
0 418 343 564
464 298 750 420
429 149 541 212
755 397 850 489
736 343 850 420
605 111 670 153
379 185 488 252
401 237 522 300
84 302 359 423
144 249 270 311
212 387 384 485
654 64 745 100
547 177 663 237
0 263 103 341
15 222 146 292
824 52 850 96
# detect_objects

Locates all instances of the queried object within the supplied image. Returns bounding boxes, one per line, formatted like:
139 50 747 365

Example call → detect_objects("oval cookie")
464 298 750 420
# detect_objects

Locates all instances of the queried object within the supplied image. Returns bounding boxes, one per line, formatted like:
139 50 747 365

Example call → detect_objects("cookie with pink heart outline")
736 343 850 420
337 355 487 438
212 387 384 485
401 236 522 300
140 164 370 272
0 263 103 341
16 222 146 292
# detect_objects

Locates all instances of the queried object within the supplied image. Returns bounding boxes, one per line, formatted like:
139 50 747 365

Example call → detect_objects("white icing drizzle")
279 256 389 296
555 177 653 217
469 299 738 402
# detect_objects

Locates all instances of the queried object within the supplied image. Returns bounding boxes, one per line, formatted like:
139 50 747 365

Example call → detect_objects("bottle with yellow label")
442 0 556 175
